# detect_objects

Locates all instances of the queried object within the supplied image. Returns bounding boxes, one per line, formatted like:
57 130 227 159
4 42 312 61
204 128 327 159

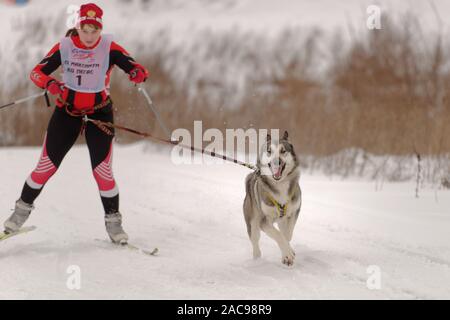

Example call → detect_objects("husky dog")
243 131 301 266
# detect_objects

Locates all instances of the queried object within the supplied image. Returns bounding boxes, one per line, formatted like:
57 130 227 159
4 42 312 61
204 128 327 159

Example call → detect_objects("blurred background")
0 0 449 184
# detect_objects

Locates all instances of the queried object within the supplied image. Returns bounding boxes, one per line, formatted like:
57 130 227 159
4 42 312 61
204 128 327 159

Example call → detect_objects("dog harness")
264 189 297 219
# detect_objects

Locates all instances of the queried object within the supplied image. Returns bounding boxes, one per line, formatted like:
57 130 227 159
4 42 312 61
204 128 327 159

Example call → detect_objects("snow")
1 143 449 299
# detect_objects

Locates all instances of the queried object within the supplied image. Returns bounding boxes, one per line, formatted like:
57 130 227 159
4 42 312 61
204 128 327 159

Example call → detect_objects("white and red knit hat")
78 3 103 29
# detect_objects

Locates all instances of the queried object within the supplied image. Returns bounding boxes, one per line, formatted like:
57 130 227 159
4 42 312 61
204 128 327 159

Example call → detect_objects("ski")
124 242 159 256
0 226 37 242
95 239 159 256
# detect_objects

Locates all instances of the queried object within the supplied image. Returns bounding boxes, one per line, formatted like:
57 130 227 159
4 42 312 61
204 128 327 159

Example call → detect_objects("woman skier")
3 3 149 244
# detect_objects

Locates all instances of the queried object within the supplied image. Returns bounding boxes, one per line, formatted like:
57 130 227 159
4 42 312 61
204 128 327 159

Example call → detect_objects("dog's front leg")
286 208 300 242
261 219 295 266
278 218 295 256
281 207 300 242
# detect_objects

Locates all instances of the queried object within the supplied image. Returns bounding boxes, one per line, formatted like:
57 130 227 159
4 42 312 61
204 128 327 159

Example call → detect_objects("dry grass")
1 11 449 182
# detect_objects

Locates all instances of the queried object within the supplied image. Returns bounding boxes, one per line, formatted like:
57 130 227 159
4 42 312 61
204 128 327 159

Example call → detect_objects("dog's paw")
282 253 295 266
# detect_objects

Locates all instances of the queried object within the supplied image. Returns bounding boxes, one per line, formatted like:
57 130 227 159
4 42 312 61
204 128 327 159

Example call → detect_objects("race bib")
60 34 113 93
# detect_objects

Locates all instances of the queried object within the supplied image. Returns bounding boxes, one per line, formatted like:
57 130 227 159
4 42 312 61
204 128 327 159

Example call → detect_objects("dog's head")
258 131 298 182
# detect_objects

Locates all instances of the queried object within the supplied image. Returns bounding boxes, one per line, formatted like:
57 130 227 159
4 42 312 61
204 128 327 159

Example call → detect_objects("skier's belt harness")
60 96 113 136
62 96 112 117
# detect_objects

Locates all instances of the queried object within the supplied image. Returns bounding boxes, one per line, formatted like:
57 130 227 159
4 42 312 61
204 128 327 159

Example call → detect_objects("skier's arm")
110 42 149 82
30 43 62 89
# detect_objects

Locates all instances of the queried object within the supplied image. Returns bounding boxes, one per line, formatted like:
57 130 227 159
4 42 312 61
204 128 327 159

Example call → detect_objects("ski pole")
0 91 48 111
136 84 173 141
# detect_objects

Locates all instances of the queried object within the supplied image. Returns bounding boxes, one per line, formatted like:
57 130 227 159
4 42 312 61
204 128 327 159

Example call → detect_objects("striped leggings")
20 104 119 214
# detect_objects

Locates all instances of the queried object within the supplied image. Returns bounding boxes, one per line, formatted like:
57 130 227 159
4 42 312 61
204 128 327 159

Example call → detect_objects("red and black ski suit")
21 34 148 214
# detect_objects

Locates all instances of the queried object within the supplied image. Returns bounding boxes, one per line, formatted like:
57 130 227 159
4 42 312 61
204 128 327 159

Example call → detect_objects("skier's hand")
129 65 149 84
46 79 65 96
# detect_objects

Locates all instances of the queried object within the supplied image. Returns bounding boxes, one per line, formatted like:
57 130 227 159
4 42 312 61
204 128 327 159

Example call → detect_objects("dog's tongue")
274 166 282 179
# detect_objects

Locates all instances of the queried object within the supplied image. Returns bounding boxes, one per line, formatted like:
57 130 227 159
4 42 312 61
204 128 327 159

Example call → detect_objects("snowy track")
1 143 449 299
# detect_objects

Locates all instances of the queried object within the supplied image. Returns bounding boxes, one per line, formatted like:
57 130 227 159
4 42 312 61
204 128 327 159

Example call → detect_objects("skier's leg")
5 108 82 232
21 107 82 203
86 104 127 244
85 105 119 214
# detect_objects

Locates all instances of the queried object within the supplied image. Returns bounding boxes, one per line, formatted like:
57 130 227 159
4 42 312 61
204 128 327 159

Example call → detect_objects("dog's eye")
281 149 286 154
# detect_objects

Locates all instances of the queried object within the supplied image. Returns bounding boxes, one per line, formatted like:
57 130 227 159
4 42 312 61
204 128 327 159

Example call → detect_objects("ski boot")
4 199 34 234
105 212 128 244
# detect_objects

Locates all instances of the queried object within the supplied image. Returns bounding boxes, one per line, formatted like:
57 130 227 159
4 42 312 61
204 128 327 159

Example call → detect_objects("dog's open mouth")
269 161 286 181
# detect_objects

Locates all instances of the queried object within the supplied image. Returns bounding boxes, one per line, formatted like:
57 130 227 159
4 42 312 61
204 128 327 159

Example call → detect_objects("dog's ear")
283 131 289 141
